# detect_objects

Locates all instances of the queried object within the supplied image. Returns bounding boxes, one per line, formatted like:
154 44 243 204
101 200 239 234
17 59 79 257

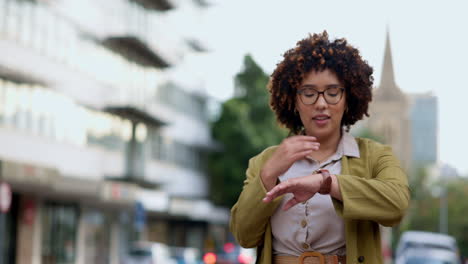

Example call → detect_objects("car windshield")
406 256 457 264
405 242 453 251
128 248 152 257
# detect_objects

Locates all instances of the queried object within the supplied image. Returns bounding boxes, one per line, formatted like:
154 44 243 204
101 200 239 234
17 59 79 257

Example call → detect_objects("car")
396 231 459 256
170 246 203 264
395 247 461 264
125 241 177 264
212 243 256 264
395 231 461 264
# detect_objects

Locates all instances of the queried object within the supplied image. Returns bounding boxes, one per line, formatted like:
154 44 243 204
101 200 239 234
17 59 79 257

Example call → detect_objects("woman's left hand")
262 174 323 210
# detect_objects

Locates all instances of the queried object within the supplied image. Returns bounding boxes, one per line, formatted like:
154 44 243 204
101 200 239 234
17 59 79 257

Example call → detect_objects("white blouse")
271 132 360 256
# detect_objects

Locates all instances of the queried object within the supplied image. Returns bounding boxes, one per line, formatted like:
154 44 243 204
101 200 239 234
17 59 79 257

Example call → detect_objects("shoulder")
254 145 279 162
248 146 279 169
355 137 393 155
354 138 400 171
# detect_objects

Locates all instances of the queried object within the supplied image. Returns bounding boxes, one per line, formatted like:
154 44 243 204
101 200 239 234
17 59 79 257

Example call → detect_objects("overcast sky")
173 0 468 175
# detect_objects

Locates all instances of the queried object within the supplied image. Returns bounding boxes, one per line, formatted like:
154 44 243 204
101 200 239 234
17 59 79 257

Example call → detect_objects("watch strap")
317 169 332 194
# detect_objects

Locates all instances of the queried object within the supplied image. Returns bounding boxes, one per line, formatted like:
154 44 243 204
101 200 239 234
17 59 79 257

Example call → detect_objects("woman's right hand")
260 135 319 191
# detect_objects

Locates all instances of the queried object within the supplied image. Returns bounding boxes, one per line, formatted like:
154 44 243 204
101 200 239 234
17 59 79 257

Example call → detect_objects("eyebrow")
299 84 341 89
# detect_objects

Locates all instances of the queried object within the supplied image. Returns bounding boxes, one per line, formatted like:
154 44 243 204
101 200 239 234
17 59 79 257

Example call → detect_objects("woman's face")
296 69 346 140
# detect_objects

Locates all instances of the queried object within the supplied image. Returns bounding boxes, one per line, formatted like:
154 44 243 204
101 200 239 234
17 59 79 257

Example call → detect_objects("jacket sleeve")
230 147 283 248
332 143 410 227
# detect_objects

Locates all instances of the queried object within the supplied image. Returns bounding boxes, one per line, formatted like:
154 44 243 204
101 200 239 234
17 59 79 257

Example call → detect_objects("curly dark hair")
269 31 374 134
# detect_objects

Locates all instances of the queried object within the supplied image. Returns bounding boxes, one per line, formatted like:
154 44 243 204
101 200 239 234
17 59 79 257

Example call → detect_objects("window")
41 202 78 264
83 210 111 264
0 0 6 35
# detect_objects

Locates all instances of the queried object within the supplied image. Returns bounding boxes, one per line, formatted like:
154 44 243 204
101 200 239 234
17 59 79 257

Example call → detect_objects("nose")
314 93 328 109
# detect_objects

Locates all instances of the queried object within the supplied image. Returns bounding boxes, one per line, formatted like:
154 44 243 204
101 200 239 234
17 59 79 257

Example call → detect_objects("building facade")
0 0 227 264
366 31 412 171
408 92 438 168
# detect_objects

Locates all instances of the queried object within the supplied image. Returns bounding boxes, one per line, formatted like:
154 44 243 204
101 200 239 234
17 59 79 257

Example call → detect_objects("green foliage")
446 178 468 256
208 55 287 207
396 165 468 257
353 127 384 143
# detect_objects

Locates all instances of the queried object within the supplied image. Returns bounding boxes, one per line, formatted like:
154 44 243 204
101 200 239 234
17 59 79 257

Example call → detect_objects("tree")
208 55 287 207
445 178 468 257
396 166 468 257
353 127 384 143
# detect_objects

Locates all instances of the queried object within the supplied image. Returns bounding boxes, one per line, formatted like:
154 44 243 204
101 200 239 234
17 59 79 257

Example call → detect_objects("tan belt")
274 252 346 264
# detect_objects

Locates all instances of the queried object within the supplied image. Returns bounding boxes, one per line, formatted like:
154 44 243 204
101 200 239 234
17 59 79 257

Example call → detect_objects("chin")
307 128 327 138
309 127 336 139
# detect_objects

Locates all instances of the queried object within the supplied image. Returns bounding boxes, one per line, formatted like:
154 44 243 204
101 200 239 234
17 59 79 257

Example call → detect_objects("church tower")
368 31 412 170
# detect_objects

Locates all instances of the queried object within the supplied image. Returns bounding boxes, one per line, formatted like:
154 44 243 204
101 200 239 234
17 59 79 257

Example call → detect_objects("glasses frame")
297 87 345 105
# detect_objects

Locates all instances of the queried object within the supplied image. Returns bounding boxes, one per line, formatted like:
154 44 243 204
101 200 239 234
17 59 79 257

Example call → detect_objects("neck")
306 128 342 161
319 131 341 151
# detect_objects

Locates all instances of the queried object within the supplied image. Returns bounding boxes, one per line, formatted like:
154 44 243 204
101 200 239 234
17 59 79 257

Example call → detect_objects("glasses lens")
300 88 318 104
324 87 342 104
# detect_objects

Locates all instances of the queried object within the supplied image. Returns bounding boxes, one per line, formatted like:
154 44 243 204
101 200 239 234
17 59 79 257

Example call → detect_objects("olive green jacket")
230 138 410 264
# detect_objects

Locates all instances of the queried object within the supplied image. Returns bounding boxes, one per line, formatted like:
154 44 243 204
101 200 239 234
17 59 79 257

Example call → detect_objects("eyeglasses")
297 86 345 105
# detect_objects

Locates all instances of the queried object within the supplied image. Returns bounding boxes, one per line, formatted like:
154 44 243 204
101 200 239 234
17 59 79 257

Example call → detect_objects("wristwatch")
317 169 332 194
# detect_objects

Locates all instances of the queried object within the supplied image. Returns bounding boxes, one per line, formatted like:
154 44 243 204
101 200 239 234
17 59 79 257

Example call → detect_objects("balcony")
104 105 167 127
129 0 176 11
102 36 171 68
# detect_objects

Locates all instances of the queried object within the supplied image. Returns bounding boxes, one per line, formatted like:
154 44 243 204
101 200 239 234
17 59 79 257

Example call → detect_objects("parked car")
395 247 461 264
212 243 256 264
396 231 459 256
125 241 177 264
395 231 461 264
170 246 203 264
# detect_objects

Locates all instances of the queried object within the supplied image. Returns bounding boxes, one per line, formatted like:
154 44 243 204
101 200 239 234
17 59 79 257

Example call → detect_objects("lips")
312 114 330 127
312 114 330 120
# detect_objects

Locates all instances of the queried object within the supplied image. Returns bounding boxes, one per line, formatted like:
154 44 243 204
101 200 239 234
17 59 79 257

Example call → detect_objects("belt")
274 252 346 264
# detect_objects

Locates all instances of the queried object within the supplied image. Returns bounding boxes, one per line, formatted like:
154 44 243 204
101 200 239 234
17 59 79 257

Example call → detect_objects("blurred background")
0 0 467 264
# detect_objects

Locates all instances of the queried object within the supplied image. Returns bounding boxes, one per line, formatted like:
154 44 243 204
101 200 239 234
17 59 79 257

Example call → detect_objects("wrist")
329 174 342 201
260 168 278 191
317 169 332 194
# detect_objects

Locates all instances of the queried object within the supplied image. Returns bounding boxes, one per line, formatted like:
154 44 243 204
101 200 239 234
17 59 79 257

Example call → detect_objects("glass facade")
0 0 208 172
0 78 131 151
0 0 217 262
41 202 79 264
0 193 19 264
0 77 207 172
156 82 208 122
0 0 161 106
410 95 438 166
83 210 112 264
149 129 206 171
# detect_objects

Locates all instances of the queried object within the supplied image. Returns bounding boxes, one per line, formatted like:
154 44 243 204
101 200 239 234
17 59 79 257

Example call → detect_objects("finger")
292 149 317 161
263 182 292 202
299 142 320 150
291 135 317 142
286 142 319 158
283 196 300 211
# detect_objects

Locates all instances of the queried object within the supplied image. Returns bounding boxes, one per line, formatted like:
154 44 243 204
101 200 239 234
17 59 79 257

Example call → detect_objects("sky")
174 0 468 175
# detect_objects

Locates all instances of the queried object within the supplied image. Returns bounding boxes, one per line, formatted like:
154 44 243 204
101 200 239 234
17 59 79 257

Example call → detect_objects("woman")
230 31 410 264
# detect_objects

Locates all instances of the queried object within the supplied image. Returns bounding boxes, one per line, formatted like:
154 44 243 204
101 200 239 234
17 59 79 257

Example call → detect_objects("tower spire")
380 29 396 89
375 28 406 101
